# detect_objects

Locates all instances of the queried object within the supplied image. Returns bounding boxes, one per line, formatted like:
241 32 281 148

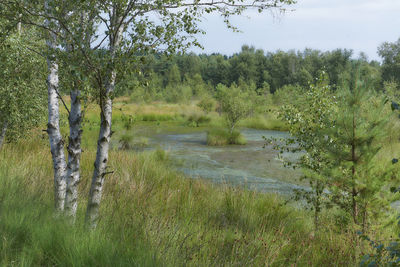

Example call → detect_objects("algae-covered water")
144 128 306 196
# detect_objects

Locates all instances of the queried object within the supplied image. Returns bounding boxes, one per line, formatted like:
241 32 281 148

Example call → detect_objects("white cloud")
191 0 400 60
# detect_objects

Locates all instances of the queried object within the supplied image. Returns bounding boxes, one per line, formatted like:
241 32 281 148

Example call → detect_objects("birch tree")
59 5 96 220
84 0 296 228
42 0 71 211
8 0 96 215
3 0 296 226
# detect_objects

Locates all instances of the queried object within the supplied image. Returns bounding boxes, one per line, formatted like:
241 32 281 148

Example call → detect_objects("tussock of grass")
207 129 247 146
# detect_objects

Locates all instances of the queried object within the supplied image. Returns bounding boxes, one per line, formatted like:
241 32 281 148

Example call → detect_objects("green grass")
207 128 247 146
240 114 289 131
0 133 362 266
111 98 288 131
186 114 211 127
138 113 181 122
0 98 381 266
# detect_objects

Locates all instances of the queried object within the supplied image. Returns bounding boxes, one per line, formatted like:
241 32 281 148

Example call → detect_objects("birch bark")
85 84 114 227
64 87 82 219
64 11 87 218
45 0 67 212
86 13 124 227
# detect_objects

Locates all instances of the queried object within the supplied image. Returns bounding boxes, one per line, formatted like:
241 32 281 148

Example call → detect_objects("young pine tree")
325 72 393 232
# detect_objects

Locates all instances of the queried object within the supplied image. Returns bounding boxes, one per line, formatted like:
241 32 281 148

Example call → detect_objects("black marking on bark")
47 123 56 130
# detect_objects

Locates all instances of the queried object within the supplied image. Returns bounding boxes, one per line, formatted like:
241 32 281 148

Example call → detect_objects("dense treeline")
116 45 384 99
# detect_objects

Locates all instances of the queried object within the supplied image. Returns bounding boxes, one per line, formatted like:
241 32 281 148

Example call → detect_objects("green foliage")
154 148 168 161
140 113 178 122
324 73 394 230
271 70 396 232
0 31 46 143
186 114 211 127
239 114 288 131
197 95 216 114
272 84 303 106
166 64 181 86
359 231 400 266
110 45 382 103
0 128 364 266
0 96 389 266
384 81 400 102
165 84 193 103
271 72 336 229
378 38 400 86
216 83 254 134
184 73 207 96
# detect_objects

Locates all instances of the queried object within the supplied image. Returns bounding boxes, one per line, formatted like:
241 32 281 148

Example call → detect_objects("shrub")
197 95 216 114
216 83 254 134
272 84 303 105
165 85 192 103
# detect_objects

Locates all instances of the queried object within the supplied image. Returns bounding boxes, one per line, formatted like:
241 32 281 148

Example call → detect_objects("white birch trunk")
63 10 91 220
85 72 116 227
0 121 7 150
86 15 124 227
45 0 67 212
64 88 82 220
86 78 115 228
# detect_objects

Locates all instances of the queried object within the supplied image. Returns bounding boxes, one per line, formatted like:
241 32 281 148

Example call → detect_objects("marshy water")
139 128 307 196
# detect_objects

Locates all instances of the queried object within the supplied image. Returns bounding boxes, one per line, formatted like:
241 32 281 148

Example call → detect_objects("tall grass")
0 133 361 266
111 98 289 131
240 114 289 131
206 129 247 146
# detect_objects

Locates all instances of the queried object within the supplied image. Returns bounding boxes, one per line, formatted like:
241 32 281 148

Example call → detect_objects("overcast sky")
190 0 400 61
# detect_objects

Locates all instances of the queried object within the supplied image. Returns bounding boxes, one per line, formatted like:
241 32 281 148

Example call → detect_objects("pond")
144 128 307 196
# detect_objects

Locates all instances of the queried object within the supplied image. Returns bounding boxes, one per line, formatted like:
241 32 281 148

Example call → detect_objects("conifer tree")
324 70 393 231
272 70 395 232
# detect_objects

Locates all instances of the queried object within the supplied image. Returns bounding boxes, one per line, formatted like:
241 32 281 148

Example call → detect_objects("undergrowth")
0 133 361 266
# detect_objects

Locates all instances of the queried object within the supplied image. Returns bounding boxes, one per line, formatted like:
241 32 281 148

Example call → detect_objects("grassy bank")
0 132 364 266
109 99 289 132
1 98 385 266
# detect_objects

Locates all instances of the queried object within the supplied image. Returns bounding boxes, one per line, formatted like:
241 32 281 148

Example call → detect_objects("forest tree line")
112 43 400 102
